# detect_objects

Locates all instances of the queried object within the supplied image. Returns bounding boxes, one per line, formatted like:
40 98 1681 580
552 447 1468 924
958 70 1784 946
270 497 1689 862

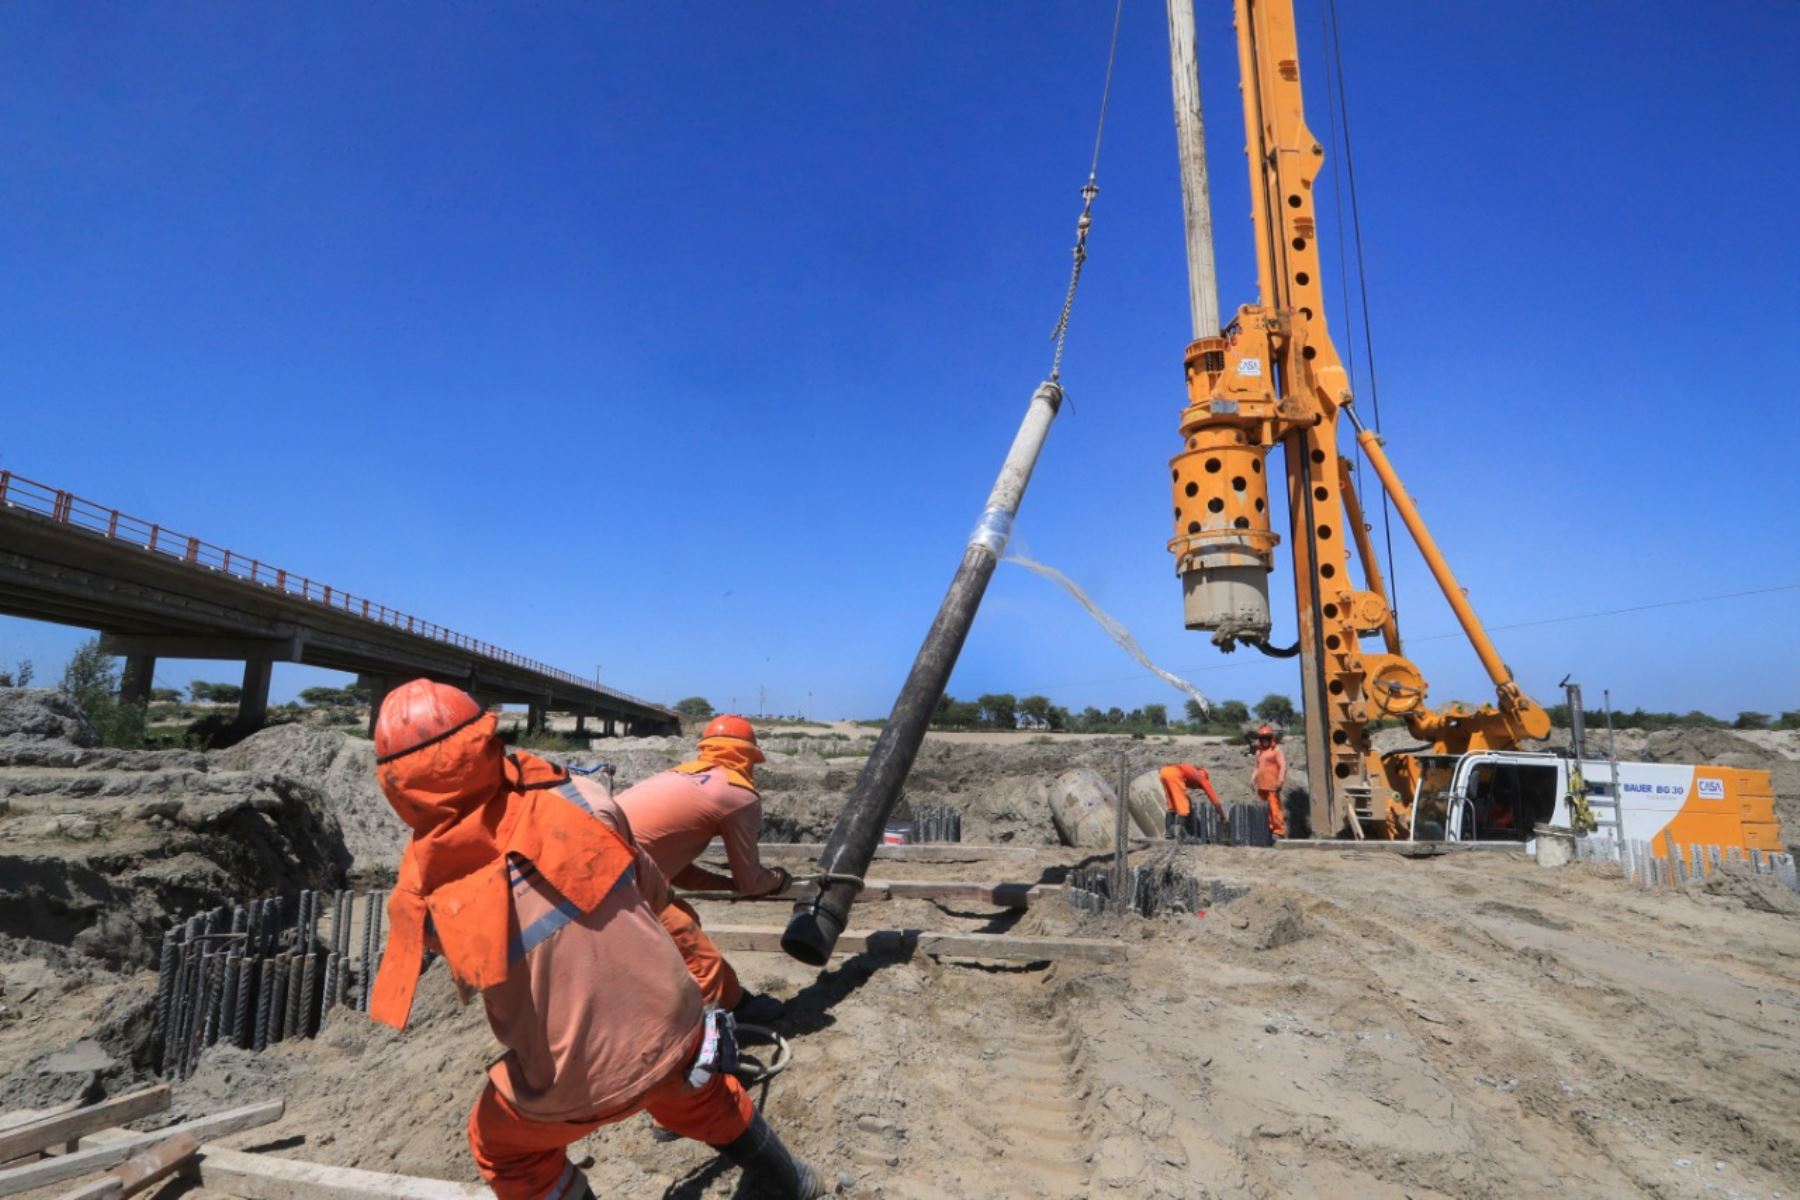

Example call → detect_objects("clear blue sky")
4 1 1796 721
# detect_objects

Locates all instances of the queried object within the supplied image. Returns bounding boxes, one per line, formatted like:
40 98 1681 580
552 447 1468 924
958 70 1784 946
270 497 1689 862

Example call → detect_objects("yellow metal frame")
1168 0 1548 836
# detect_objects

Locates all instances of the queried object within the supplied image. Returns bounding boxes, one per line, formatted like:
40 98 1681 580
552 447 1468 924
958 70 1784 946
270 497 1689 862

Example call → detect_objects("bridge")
0 471 680 736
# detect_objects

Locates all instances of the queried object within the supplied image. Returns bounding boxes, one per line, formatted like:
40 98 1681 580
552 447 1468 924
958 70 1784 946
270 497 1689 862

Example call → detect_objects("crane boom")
1166 0 1548 838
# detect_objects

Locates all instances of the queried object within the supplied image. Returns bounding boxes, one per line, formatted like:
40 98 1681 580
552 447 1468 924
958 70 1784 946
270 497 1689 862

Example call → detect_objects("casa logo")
1697 778 1725 800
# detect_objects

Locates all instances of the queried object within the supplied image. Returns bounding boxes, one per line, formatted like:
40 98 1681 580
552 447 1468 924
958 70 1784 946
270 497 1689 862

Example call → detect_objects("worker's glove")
762 866 792 896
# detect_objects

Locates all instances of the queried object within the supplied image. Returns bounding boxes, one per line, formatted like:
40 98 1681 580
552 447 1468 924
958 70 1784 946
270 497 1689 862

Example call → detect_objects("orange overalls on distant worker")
1253 742 1288 838
616 734 784 1011
369 703 755 1200
1157 763 1223 817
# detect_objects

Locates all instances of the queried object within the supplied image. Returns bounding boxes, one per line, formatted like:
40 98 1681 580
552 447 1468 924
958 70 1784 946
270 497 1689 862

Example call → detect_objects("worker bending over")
367 682 823 1200
1252 724 1288 839
1158 762 1223 839
615 714 789 1023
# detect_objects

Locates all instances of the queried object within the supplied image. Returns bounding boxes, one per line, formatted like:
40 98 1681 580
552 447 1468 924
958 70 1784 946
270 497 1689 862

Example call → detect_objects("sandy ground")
4 689 1799 1198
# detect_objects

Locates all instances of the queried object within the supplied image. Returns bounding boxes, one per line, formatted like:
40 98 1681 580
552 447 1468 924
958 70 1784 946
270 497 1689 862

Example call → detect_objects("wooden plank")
52 1132 199 1200
197 1146 487 1199
0 1087 170 1164
679 880 1061 909
0 1101 282 1197
704 924 1123 964
712 840 1045 862
1272 838 1525 854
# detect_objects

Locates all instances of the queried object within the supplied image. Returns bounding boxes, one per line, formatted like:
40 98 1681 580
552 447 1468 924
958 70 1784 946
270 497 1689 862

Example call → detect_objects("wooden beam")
0 1101 282 1197
0 1087 170 1165
52 1133 199 1200
704 925 1122 964
710 841 1047 863
197 1146 488 1199
677 881 1062 909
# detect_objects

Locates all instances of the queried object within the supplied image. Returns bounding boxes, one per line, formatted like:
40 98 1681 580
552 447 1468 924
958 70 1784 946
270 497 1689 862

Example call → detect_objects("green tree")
1018 695 1052 727
0 659 34 687
675 696 715 722
1213 699 1251 727
1105 707 1125 725
1776 710 1800 730
300 686 358 708
1046 705 1071 731
190 681 242 704
977 693 1018 730
1183 698 1205 725
943 700 982 729
1076 706 1103 731
1143 703 1168 727
1254 693 1297 726
1733 711 1771 730
61 638 144 748
150 687 182 703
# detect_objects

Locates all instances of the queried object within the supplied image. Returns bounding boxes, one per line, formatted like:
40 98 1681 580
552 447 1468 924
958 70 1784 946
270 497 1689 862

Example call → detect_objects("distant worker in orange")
367 681 823 1200
1252 724 1288 839
1157 763 1223 839
615 714 791 1024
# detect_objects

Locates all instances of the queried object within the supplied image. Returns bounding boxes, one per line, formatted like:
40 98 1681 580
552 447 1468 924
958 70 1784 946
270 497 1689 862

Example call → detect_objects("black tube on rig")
781 380 1064 966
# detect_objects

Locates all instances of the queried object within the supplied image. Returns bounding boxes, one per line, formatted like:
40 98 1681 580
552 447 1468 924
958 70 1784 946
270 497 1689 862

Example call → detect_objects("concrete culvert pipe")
1126 771 1174 838
1048 767 1122 848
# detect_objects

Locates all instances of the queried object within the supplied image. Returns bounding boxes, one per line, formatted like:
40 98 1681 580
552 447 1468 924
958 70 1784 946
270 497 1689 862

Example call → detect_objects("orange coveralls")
1254 743 1288 838
370 723 755 1200
1157 763 1223 818
614 745 783 1011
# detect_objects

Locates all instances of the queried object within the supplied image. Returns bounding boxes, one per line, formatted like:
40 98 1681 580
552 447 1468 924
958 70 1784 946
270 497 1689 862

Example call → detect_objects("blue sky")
3 1 1796 721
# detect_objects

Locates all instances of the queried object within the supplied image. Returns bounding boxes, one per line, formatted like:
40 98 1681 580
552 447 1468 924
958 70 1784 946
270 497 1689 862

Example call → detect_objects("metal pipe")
782 380 1064 965
1166 0 1222 337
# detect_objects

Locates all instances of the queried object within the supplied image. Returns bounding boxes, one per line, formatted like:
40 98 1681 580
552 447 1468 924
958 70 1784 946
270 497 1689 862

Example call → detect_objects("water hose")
730 1024 793 1084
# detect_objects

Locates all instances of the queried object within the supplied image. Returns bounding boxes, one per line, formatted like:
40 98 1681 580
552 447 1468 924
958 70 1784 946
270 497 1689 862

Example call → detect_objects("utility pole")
1166 0 1221 338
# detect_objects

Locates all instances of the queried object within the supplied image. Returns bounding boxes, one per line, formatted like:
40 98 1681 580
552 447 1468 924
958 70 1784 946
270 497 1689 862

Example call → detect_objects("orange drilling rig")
1163 0 1779 850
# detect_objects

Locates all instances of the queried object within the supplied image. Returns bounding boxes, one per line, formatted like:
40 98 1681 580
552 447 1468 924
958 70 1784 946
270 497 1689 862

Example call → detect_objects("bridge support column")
120 654 156 708
527 703 545 735
362 675 390 736
604 718 616 738
239 658 272 728
575 714 587 736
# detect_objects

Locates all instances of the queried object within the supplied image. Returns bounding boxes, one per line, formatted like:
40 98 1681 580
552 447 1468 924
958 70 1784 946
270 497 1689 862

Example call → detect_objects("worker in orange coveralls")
366 681 824 1200
1252 724 1288 839
615 714 791 1024
1157 763 1223 839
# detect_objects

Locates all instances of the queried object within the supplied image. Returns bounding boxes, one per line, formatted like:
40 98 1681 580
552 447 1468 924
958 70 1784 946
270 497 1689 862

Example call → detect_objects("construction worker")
1252 724 1288 839
1156 763 1223 839
614 714 789 1023
367 681 823 1200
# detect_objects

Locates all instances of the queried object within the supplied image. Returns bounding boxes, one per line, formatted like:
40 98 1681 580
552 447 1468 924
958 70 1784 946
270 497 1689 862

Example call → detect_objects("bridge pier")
527 703 545 736
361 675 390 735
120 653 155 708
240 658 272 728
575 714 587 736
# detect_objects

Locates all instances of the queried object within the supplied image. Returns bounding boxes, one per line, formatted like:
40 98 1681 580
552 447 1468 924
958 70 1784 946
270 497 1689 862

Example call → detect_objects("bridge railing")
0 470 671 715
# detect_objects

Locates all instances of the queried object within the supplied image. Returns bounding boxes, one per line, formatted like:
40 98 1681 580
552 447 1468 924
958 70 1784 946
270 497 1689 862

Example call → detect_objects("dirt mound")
1685 864 1800 916
214 724 397 876
1643 727 1770 767
0 687 98 746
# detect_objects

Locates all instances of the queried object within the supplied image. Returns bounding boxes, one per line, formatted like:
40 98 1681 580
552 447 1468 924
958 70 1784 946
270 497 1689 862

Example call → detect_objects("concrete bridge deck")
0 471 679 735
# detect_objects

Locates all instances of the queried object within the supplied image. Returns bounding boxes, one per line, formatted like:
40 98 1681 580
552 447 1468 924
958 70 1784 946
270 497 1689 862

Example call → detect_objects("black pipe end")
780 906 844 967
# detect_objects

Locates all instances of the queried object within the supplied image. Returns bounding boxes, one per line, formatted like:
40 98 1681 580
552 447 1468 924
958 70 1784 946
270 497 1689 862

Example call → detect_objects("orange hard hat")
702 714 757 745
375 679 485 761
1257 725 1275 738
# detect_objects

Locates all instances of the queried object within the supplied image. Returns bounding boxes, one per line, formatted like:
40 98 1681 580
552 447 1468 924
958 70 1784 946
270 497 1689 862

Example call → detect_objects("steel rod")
782 381 1064 965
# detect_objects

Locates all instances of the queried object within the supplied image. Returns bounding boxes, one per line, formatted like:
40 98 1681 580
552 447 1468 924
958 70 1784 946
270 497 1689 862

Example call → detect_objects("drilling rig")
1166 0 1779 853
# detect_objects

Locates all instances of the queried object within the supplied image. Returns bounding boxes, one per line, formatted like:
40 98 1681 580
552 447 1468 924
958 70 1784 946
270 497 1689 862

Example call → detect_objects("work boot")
714 1112 826 1198
730 990 785 1026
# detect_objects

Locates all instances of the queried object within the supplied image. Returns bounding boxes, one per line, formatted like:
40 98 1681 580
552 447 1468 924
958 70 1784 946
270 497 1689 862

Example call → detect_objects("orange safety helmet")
374 679 485 762
702 713 758 745
1256 724 1276 740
